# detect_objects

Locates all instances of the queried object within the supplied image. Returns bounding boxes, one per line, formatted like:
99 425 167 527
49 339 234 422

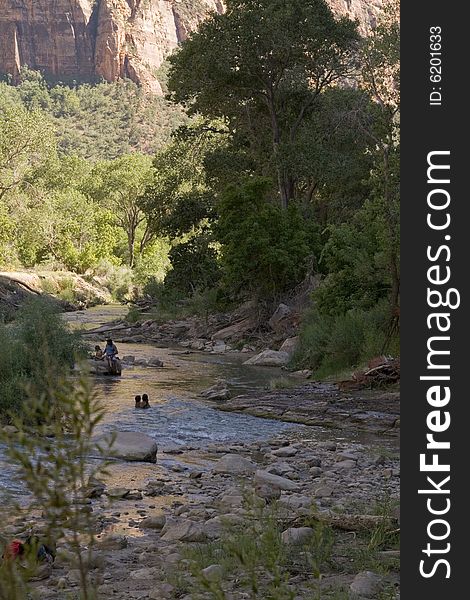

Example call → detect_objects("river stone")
202 564 224 582
106 487 130 499
129 566 161 580
200 379 231 401
268 303 292 332
213 454 256 475
121 355 135 364
349 571 384 598
95 431 158 463
279 336 299 356
161 521 207 543
281 527 314 545
254 470 300 491
203 514 244 539
95 535 127 550
334 459 357 471
255 483 281 502
271 446 299 458
243 349 290 367
147 357 164 367
139 514 166 530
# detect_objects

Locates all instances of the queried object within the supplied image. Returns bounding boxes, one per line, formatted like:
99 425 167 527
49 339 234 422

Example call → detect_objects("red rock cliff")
0 0 382 94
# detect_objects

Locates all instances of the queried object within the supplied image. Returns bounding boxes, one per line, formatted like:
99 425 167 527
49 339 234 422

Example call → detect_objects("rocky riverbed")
8 433 399 600
1 305 400 599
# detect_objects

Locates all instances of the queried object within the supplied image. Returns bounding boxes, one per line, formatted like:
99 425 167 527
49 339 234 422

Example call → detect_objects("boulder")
96 534 128 551
95 431 157 463
121 355 135 364
281 527 314 545
212 317 256 342
279 336 299 356
254 470 300 491
147 357 164 367
200 379 231 401
106 487 130 499
202 564 223 582
161 521 207 543
269 303 292 332
271 445 299 458
255 484 281 502
350 571 384 598
203 514 244 539
139 514 167 530
213 454 256 475
244 349 290 367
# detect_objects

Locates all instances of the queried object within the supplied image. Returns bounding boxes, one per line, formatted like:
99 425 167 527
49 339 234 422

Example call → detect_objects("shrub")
293 299 398 378
0 297 85 419
216 178 318 299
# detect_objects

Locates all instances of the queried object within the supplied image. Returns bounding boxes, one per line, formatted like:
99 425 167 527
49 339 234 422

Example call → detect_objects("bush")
0 297 85 419
216 178 318 299
91 260 134 301
293 299 398 378
164 234 221 295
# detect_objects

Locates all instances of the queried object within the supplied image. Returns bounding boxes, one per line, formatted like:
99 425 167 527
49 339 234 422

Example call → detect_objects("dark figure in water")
135 395 142 408
141 394 150 409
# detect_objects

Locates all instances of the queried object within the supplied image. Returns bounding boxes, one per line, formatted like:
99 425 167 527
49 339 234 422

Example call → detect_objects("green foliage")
293 299 398 377
168 0 359 205
0 297 85 419
216 178 317 297
86 153 155 267
90 260 134 302
178 494 334 599
0 374 111 599
165 234 221 295
0 90 56 201
5 68 187 160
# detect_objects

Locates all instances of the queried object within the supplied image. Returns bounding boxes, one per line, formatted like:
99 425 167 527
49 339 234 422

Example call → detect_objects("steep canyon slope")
0 0 382 94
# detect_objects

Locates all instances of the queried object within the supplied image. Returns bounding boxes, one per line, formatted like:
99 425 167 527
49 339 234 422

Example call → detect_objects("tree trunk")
127 229 135 268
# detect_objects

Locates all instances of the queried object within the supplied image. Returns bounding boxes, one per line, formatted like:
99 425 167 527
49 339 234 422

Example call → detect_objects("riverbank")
8 430 399 600
1 305 400 599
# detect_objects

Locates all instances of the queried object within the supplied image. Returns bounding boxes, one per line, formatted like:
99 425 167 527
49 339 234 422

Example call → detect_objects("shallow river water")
0 305 305 496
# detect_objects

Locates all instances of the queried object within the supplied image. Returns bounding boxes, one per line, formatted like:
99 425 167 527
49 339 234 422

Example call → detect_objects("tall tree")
358 0 400 317
0 100 56 202
167 0 359 208
85 154 154 267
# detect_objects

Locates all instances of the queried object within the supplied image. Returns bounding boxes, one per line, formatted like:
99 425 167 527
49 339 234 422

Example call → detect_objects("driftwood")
82 323 129 336
288 512 398 533
339 356 400 390
318 513 398 532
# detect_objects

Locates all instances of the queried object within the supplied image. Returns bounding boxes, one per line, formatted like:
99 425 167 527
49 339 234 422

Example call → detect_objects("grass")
292 300 400 379
169 494 338 600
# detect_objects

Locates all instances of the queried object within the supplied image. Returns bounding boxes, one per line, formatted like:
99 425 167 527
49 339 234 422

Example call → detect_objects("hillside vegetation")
0 0 400 376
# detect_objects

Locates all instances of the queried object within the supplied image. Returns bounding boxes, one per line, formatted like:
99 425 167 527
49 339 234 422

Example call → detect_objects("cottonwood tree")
167 0 359 208
0 101 55 202
86 153 154 267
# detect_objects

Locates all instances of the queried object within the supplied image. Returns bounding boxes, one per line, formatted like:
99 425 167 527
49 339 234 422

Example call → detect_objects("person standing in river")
103 339 118 369
141 394 150 409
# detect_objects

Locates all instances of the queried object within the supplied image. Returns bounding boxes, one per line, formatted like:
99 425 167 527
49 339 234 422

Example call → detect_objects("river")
0 305 305 497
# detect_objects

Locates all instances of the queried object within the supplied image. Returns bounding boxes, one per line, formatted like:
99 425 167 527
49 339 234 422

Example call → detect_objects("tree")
168 0 359 207
85 154 155 267
358 0 400 317
216 178 317 298
0 99 56 202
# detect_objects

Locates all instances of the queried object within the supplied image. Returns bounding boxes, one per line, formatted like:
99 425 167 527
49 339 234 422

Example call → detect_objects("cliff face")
0 0 382 93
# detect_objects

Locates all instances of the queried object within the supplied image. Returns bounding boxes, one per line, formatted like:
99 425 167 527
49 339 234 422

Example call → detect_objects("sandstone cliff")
0 0 382 94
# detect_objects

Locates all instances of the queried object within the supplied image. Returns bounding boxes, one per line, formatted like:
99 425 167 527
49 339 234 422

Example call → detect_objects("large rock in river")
95 431 157 463
244 349 290 367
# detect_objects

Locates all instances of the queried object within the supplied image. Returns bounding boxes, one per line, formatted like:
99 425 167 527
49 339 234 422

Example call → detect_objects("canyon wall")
0 0 382 94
